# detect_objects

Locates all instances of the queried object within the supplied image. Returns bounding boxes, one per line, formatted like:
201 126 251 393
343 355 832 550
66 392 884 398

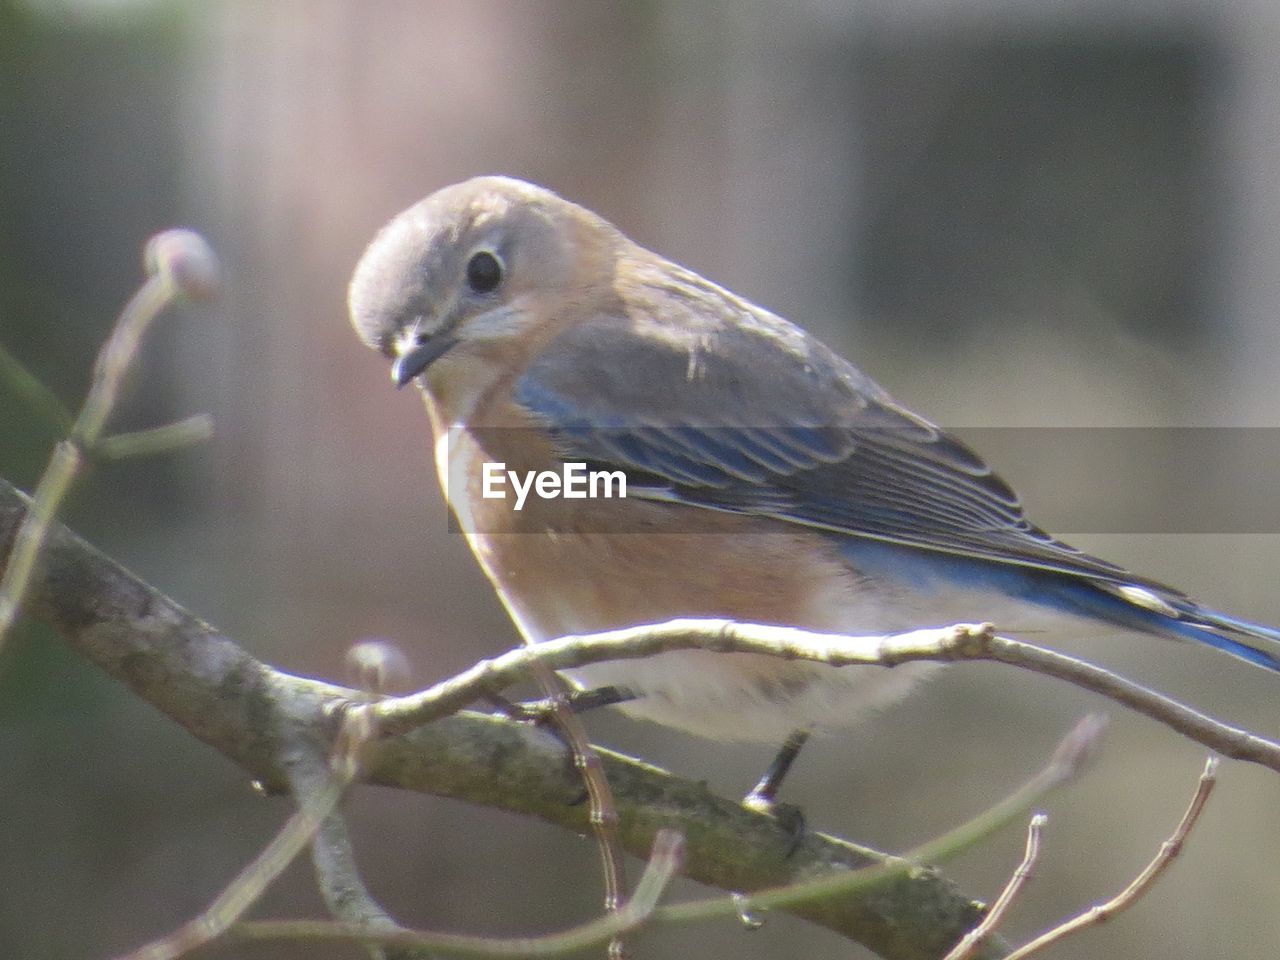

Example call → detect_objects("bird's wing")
512 290 1175 594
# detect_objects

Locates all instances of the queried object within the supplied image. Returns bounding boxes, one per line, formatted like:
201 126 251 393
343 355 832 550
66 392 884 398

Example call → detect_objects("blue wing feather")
511 293 1280 672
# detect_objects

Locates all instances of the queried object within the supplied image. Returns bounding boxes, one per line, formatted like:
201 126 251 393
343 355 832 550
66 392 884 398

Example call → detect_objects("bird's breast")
436 421 946 741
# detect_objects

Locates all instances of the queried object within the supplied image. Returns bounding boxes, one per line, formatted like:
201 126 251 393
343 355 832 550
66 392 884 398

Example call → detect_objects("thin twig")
232 829 685 958
5 485 1263 957
370 619 1280 775
1004 756 1220 960
311 644 418 959
896 714 1101 867
305 797 408 960
943 814 1047 960
0 229 217 653
113 708 372 960
291 719 409 960
0 478 999 958
95 414 215 460
0 341 74 434
657 714 1097 924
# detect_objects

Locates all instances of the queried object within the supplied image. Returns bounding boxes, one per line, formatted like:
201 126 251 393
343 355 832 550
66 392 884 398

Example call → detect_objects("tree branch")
233 830 685 958
1003 757 1219 960
0 476 996 960
371 618 1280 775
942 814 1046 960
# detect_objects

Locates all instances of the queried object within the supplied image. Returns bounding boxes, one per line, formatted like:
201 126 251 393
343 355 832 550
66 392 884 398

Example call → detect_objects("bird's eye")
465 251 503 294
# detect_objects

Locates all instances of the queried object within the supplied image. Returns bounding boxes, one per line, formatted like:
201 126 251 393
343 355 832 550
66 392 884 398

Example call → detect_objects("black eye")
465 251 503 294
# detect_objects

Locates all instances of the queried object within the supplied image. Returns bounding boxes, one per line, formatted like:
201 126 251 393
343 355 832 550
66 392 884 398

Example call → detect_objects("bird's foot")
485 684 636 725
743 790 807 855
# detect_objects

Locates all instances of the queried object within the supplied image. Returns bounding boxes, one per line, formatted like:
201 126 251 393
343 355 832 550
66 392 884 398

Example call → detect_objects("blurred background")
3 1 1280 957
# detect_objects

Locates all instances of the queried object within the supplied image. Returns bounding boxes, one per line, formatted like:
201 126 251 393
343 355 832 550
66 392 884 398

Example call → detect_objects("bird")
348 175 1280 807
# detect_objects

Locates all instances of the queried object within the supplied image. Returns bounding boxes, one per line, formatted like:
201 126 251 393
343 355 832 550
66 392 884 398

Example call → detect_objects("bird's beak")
392 334 459 387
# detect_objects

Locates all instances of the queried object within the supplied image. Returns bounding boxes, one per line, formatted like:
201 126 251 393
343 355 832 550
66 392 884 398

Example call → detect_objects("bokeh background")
4 1 1280 958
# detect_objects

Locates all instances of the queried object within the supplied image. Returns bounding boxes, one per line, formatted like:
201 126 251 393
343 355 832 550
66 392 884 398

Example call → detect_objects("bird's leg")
483 686 638 809
744 727 811 814
485 684 636 725
742 728 813 853
742 727 808 829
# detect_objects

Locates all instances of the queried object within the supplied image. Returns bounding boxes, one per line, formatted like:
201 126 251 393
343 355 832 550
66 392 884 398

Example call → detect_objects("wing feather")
513 277 1167 593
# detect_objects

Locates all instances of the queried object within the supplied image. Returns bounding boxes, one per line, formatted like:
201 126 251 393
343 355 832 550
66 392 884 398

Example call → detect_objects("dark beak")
392 335 459 387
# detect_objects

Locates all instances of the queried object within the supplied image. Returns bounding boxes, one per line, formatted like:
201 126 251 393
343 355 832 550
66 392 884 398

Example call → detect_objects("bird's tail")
1053 578 1280 673
1159 605 1280 673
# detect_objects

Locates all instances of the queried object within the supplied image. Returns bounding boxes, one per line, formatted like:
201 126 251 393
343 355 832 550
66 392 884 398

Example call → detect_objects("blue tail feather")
1037 575 1280 673
1034 576 1280 674
1156 607 1280 673
833 537 1280 673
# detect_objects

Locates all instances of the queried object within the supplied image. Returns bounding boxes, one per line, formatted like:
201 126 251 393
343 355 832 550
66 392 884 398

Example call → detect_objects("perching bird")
348 175 1280 804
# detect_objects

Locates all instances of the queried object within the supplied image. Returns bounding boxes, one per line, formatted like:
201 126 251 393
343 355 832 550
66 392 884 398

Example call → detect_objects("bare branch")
232 830 684 958
1004 757 1220 960
94 414 215 460
114 707 371 960
207 716 1094 957
943 815 1046 960
899 715 1100 866
370 618 1280 775
0 228 218 652
0 476 996 959
0 341 74 435
288 729 411 960
657 717 1094 924
305 801 409 960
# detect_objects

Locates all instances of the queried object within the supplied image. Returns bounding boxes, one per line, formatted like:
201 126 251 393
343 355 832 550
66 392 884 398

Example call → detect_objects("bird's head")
348 176 620 394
